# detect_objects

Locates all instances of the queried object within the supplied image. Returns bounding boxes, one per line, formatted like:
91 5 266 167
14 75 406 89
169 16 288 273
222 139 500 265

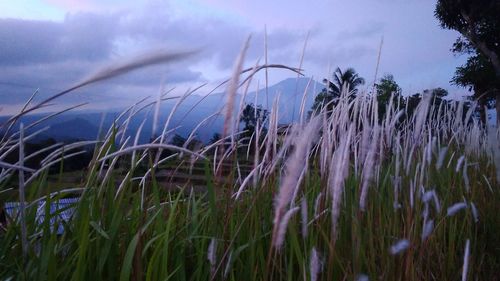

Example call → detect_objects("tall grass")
0 45 499 281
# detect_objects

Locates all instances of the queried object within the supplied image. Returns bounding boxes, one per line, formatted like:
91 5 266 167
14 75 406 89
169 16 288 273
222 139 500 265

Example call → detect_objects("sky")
0 0 470 115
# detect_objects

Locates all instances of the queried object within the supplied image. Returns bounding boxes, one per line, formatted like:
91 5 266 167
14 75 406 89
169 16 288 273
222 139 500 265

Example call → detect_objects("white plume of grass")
470 202 479 223
309 247 322 281
412 93 431 144
291 166 307 205
356 274 370 281
422 202 430 222
262 94 280 165
422 189 441 213
392 135 402 209
233 60 260 147
389 239 410 255
299 77 313 125
447 202 468 217
274 207 300 249
329 126 353 239
436 146 448 170
222 36 251 140
359 124 380 211
207 238 217 276
461 239 470 281
272 117 320 248
421 189 434 203
456 155 465 172
422 219 434 241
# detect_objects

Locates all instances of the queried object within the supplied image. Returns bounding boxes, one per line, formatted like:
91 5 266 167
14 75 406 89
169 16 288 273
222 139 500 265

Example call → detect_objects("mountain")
246 77 324 122
159 77 323 122
146 77 324 141
1 77 325 143
38 118 99 141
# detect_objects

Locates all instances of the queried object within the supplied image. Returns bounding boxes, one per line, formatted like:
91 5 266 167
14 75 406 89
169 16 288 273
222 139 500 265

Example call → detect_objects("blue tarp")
4 197 79 235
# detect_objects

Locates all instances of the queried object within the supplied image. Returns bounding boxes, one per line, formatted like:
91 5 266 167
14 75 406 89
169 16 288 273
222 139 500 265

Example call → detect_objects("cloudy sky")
0 0 469 114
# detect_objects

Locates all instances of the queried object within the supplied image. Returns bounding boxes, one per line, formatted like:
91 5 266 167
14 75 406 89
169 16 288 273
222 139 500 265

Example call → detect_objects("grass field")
0 50 499 280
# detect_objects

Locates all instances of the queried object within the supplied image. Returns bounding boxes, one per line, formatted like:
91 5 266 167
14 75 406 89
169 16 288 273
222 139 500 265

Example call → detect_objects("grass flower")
390 239 410 255
447 202 468 217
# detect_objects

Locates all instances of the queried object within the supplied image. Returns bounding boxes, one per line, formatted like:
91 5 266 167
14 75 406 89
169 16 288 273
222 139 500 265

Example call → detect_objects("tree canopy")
435 0 500 123
238 103 268 154
240 103 268 132
376 74 405 119
435 0 500 76
452 53 498 122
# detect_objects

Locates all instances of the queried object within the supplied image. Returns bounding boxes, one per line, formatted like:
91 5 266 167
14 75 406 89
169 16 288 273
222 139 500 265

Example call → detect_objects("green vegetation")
1 69 498 280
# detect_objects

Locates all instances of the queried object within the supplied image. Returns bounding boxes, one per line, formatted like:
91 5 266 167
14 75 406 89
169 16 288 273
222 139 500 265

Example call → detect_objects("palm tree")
311 67 365 114
324 67 365 97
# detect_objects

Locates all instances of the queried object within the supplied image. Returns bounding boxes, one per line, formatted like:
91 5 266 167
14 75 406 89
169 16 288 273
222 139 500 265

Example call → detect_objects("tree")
435 0 500 123
375 74 405 120
239 103 268 155
170 134 186 147
452 52 498 123
425 87 449 105
405 93 422 118
404 88 450 119
209 133 221 145
310 89 334 115
311 67 365 114
240 103 268 132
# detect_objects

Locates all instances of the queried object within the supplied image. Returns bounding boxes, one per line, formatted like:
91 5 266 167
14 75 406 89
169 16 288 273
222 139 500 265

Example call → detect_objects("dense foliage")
435 0 500 123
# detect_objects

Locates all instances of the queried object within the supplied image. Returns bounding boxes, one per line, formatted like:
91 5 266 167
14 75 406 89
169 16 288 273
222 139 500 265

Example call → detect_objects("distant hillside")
0 77 325 143
156 76 323 123
37 117 99 141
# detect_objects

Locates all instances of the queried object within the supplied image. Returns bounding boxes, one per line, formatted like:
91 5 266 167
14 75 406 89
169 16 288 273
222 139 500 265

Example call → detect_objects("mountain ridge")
2 77 325 143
